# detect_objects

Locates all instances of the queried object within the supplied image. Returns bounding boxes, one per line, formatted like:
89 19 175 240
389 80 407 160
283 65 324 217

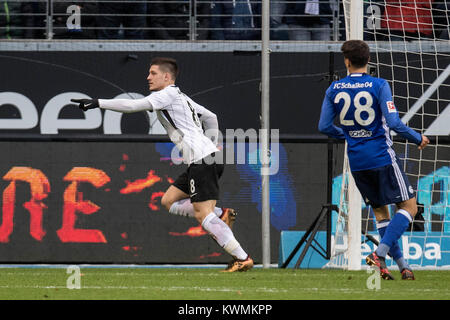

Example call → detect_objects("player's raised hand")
418 135 430 150
71 98 99 111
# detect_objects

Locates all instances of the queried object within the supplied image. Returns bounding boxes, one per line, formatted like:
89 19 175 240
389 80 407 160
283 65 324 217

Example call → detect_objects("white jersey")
99 85 219 164
146 85 219 164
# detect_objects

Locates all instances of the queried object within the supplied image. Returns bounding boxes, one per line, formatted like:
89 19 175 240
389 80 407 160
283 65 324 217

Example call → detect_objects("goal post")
328 0 365 271
345 0 364 271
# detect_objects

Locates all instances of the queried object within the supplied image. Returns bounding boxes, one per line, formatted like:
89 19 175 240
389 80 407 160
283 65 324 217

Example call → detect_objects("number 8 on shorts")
190 179 196 194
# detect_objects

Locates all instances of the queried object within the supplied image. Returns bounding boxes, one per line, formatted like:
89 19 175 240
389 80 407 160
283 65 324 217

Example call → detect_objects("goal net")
326 0 450 270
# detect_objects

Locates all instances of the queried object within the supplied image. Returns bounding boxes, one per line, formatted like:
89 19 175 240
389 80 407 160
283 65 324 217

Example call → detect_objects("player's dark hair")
341 40 370 68
150 57 179 80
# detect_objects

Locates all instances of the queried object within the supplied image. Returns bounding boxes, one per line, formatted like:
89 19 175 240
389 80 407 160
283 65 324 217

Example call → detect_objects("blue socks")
377 218 410 271
375 209 412 266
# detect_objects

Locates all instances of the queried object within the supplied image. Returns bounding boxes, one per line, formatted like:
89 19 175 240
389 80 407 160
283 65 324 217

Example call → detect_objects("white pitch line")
0 284 447 295
0 284 288 293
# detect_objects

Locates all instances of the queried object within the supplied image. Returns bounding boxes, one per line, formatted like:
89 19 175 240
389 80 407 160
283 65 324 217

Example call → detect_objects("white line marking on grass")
0 284 288 293
0 284 448 294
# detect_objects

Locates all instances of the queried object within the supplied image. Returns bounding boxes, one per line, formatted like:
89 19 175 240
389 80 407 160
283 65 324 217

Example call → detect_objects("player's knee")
193 209 210 224
160 195 173 211
408 204 418 218
193 211 204 224
397 198 417 218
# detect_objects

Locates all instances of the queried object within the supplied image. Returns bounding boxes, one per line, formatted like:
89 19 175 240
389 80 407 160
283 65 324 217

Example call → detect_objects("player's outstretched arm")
72 97 153 113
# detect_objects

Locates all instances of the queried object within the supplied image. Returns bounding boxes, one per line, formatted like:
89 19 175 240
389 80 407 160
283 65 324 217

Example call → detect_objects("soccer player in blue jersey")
318 40 430 280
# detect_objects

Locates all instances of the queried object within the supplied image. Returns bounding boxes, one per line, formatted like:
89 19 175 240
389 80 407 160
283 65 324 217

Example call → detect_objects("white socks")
169 199 223 218
169 199 194 217
169 201 246 260
201 212 247 260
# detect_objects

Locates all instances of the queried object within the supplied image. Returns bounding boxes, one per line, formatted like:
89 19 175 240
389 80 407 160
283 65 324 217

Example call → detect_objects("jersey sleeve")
188 97 219 146
99 97 153 113
145 87 176 111
378 81 422 145
318 87 346 139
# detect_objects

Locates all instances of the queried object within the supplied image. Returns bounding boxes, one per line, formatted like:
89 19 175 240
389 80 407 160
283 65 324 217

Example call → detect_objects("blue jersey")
318 73 422 171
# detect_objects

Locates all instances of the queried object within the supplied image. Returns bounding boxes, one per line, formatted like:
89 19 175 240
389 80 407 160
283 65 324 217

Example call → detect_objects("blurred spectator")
29 1 47 38
147 0 210 40
270 0 289 40
53 2 98 39
381 0 434 40
334 1 346 40
97 0 147 39
285 0 332 40
210 0 261 40
0 1 35 38
432 0 449 39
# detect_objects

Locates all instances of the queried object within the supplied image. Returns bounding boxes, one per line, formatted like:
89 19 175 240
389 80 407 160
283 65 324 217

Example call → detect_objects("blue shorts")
351 161 415 208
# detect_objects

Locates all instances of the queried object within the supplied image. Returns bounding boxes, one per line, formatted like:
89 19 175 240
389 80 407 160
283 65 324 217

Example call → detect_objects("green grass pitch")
0 267 449 300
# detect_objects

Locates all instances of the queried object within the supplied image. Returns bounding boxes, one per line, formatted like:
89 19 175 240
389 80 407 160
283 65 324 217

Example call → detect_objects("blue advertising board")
279 231 450 269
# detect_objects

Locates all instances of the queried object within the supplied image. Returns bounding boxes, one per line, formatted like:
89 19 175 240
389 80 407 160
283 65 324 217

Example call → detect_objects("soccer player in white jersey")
71 57 253 272
319 40 429 280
